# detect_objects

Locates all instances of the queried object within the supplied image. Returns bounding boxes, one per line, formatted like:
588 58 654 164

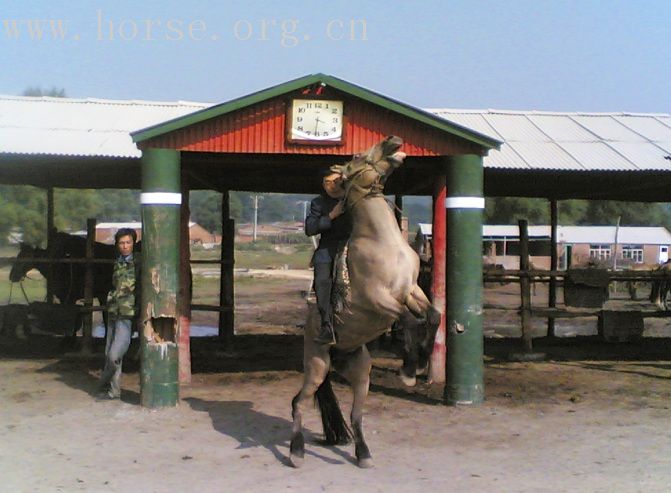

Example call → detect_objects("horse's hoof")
357 457 374 469
289 454 304 468
399 371 417 387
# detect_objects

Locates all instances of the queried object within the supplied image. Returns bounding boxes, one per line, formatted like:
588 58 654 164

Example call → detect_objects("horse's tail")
315 374 351 445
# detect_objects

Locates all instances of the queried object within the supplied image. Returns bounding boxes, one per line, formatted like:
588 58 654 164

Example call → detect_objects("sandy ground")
2 277 671 492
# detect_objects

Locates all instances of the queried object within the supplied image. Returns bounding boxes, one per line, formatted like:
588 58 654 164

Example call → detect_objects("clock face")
289 99 344 143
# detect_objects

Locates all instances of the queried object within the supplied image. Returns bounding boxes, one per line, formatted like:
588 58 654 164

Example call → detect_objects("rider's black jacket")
305 194 352 265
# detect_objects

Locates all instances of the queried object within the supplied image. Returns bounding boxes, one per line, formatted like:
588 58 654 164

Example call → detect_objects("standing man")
305 168 352 346
97 228 140 400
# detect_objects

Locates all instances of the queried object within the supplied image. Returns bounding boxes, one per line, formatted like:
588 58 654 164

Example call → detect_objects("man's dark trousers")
313 261 333 328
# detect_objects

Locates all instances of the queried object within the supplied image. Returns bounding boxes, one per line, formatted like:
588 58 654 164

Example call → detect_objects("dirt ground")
2 275 671 492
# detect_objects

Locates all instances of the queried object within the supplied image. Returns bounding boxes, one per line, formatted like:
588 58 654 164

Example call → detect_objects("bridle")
341 151 401 209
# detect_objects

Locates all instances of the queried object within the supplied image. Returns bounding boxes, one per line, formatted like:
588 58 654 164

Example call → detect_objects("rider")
305 168 352 346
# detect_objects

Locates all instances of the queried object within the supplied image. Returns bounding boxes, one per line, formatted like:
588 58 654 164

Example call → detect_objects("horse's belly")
335 309 392 351
348 242 418 301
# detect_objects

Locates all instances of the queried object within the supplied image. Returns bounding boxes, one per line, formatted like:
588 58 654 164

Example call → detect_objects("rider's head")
321 168 345 199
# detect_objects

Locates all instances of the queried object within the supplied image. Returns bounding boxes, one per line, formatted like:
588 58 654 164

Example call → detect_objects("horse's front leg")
290 352 329 468
339 346 373 468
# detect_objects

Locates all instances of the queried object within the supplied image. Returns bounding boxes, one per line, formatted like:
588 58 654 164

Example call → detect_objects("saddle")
331 243 352 322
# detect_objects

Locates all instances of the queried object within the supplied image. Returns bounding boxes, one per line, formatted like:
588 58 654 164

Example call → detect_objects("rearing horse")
290 136 440 468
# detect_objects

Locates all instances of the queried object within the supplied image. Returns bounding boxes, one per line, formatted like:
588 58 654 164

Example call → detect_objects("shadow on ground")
184 397 353 467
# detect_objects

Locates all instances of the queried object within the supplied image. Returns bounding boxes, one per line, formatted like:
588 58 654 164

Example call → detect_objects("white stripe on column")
141 192 182 205
445 196 485 209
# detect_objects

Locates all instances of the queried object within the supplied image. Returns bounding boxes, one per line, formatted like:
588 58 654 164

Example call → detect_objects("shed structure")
131 73 498 406
3 74 671 407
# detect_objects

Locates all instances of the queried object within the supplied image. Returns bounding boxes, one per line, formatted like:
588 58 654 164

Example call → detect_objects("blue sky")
1 0 669 112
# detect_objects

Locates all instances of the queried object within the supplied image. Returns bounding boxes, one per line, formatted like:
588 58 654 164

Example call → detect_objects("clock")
287 99 344 144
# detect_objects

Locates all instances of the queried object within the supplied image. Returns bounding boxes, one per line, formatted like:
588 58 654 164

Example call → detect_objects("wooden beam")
46 187 54 303
548 199 558 337
518 219 533 352
219 191 235 347
81 218 95 354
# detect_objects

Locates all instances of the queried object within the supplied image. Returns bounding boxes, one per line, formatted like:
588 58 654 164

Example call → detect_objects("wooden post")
548 199 558 338
219 191 235 347
519 219 533 352
46 187 55 303
81 218 95 354
178 172 192 384
429 175 447 383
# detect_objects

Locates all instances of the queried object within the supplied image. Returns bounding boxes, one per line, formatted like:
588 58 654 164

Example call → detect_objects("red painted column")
429 174 447 383
178 171 192 383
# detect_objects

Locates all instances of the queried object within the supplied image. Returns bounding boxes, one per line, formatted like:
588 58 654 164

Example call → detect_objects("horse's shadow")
184 397 349 467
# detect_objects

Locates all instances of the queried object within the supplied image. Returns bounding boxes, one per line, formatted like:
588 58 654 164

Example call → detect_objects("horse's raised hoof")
399 370 417 387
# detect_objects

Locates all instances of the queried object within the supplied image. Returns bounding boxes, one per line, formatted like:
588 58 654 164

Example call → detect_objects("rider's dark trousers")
313 261 333 327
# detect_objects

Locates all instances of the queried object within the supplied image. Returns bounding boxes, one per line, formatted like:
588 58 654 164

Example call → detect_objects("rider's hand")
329 201 345 220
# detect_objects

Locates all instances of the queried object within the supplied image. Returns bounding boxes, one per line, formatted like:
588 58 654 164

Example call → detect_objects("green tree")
96 190 140 221
485 197 549 224
0 185 47 245
190 191 222 233
54 189 102 232
22 86 66 97
580 201 671 227
0 193 19 245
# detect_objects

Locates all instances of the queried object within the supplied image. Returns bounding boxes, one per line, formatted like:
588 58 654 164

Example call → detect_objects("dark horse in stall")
650 260 671 310
9 231 120 339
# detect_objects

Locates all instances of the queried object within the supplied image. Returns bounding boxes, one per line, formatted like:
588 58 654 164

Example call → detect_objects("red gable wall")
141 92 482 157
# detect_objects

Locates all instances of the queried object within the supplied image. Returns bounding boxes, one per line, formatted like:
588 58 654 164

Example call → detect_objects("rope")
19 282 30 304
7 281 31 305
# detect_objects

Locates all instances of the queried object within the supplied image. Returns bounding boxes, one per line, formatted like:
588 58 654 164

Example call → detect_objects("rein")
7 281 31 305
342 158 390 210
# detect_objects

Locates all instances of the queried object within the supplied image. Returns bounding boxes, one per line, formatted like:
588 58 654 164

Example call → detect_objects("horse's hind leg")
338 346 373 468
401 285 441 383
398 311 421 386
290 351 330 468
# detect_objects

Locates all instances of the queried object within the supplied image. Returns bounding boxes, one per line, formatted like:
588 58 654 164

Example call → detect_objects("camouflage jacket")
107 254 140 318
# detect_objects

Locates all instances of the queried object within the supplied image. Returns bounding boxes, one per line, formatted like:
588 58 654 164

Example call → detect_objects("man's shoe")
95 390 119 401
313 322 336 346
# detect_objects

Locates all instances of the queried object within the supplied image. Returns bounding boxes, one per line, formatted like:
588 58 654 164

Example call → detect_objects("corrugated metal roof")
418 223 671 245
0 95 210 158
429 109 671 172
2 96 670 174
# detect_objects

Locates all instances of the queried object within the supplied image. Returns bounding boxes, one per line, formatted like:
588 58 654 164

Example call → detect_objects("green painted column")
140 148 181 408
444 154 485 405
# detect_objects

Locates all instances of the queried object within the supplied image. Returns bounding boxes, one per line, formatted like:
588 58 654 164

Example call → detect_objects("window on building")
589 244 611 260
621 245 644 263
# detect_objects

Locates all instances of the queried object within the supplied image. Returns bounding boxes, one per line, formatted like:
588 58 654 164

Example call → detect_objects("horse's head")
9 243 38 282
332 136 406 207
